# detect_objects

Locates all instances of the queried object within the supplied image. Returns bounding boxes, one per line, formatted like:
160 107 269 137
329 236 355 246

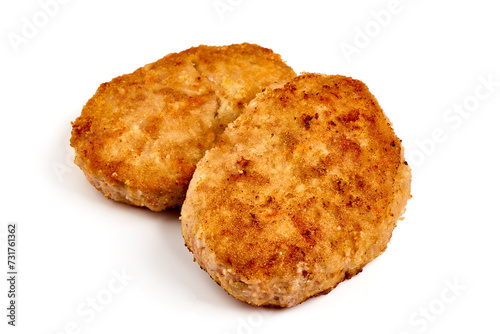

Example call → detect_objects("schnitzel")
181 73 412 307
70 43 296 211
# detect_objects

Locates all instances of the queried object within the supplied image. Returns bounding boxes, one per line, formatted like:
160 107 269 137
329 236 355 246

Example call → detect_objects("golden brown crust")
70 43 296 211
181 73 412 307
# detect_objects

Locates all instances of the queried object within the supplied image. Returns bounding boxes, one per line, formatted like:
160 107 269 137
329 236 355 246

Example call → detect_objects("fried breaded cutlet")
70 43 296 211
181 74 412 307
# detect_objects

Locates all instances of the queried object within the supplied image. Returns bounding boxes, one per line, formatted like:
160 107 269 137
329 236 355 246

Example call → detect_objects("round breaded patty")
181 74 412 307
70 43 296 211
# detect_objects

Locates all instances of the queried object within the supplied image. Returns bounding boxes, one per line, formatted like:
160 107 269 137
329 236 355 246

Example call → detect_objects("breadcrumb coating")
70 43 296 211
181 73 412 307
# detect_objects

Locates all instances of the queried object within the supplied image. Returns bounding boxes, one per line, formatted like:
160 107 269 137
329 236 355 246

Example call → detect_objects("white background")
1 0 499 333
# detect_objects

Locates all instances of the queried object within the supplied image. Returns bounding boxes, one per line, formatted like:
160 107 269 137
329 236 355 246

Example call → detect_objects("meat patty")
70 43 296 211
181 74 412 307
